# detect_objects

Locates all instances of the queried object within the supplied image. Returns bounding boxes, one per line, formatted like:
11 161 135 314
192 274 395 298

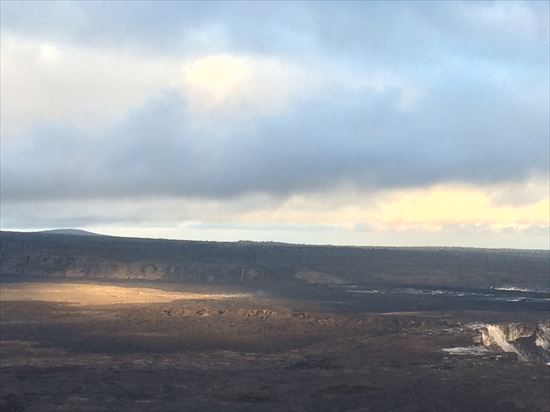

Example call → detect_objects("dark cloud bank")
2 77 547 202
1 1 548 204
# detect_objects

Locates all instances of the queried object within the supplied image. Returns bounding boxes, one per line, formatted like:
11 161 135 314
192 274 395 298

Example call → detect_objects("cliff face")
0 232 284 283
475 322 550 363
0 253 271 283
535 324 550 351
1 231 549 289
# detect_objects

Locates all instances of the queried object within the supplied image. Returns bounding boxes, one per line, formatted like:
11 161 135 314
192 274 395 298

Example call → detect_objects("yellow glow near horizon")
182 55 252 104
14 184 546 248
371 186 549 231
240 184 549 232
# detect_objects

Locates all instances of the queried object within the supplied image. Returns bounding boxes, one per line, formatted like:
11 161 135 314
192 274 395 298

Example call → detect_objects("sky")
1 0 549 249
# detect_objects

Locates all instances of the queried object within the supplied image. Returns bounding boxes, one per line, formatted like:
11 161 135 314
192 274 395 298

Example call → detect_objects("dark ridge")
38 229 103 236
0 230 548 290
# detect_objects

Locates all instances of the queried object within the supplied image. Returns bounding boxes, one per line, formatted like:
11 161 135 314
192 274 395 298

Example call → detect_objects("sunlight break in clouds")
183 54 253 104
182 54 318 115
1 35 317 135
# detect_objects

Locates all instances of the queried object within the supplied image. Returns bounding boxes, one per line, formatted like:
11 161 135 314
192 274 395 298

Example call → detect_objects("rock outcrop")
474 321 550 363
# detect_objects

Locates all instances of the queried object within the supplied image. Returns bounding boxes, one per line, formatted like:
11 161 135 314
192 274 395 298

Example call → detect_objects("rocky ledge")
474 321 550 364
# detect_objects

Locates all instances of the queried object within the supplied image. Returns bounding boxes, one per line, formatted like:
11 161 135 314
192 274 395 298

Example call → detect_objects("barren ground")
0 282 248 305
1 281 549 412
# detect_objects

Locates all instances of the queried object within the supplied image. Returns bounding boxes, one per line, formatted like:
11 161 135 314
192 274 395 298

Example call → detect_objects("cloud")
0 35 180 135
0 34 320 136
2 2 547 59
2 62 547 202
487 178 549 207
1 1 548 249
2 182 547 232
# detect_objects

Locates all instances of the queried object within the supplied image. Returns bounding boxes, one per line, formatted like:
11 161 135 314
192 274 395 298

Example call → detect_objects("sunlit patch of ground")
0 282 248 305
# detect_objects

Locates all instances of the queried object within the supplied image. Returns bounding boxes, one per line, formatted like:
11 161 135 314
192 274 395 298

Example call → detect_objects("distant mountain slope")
0 231 548 290
39 229 102 236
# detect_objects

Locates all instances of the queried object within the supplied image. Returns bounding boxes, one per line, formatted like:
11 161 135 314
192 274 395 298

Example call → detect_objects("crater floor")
1 282 549 412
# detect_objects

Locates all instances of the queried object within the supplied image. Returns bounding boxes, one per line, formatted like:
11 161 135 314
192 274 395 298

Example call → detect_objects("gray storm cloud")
1 75 547 202
1 1 548 203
